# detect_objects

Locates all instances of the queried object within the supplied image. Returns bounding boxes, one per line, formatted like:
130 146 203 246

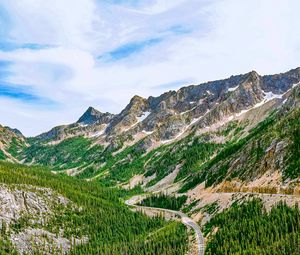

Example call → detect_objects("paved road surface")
125 196 205 255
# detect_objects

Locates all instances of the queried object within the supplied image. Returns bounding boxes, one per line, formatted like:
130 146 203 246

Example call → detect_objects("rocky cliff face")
103 67 300 146
0 184 87 255
35 68 300 148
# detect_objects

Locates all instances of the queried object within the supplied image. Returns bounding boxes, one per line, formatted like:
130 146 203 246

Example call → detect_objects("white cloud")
0 0 100 50
0 0 299 136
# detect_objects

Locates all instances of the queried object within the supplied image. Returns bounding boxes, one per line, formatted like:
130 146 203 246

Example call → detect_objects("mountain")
0 125 26 161
35 107 114 143
1 67 299 254
4 126 24 137
22 67 300 181
77 106 114 125
33 68 300 147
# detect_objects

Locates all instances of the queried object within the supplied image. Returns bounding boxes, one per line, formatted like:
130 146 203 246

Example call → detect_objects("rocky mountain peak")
122 95 148 114
244 70 260 84
105 95 149 135
77 107 114 125
128 95 147 107
131 95 145 101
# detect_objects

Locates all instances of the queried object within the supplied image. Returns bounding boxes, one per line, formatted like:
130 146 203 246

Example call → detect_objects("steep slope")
17 67 300 185
35 67 300 146
77 106 114 125
180 83 300 193
36 107 114 143
0 125 26 162
203 199 300 255
0 161 188 255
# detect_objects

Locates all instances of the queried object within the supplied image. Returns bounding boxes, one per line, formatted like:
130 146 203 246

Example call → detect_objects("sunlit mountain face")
0 1 299 255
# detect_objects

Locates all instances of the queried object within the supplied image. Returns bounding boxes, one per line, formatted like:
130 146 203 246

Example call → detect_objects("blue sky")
0 0 299 136
99 37 163 60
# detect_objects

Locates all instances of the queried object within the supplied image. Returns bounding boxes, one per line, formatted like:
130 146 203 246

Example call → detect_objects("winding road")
125 196 205 255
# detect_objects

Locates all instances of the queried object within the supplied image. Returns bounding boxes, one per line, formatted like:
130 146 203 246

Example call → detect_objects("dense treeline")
140 193 188 211
143 135 219 187
22 137 105 170
22 135 151 185
283 108 300 179
0 162 188 255
0 150 5 160
204 199 300 255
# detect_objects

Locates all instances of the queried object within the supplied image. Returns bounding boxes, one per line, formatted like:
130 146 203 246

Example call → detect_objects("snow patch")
263 90 283 100
79 123 89 127
122 112 151 133
142 130 154 135
237 90 284 117
89 125 107 137
89 131 104 138
161 109 210 144
138 111 151 122
228 85 239 92
180 107 196 115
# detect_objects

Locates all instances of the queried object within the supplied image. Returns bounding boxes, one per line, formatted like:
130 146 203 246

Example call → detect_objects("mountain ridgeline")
33 67 300 145
11 67 299 189
1 67 300 254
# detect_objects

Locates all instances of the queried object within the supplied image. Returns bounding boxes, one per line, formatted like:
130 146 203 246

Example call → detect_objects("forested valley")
0 162 188 255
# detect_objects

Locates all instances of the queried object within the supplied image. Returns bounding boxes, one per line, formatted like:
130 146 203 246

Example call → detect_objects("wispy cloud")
0 82 55 105
0 42 52 52
99 37 162 61
97 22 193 62
103 0 143 6
166 25 191 35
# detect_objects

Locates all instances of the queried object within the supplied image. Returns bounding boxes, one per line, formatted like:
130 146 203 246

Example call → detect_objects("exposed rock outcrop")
35 67 300 148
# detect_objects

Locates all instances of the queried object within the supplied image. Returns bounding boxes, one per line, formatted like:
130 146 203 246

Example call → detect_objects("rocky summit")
77 106 114 125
